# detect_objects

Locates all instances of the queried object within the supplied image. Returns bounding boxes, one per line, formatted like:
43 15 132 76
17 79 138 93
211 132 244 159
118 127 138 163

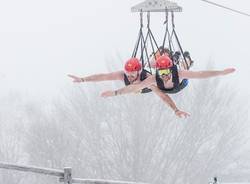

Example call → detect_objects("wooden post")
63 167 72 184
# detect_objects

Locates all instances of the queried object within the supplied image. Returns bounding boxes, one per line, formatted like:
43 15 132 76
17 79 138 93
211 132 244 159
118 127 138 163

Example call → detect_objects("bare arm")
151 85 178 111
100 76 155 97
179 68 235 79
68 71 124 82
115 76 155 95
150 85 190 118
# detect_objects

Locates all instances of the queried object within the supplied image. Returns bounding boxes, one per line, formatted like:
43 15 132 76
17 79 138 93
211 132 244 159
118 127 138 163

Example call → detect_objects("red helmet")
124 58 142 72
156 56 173 69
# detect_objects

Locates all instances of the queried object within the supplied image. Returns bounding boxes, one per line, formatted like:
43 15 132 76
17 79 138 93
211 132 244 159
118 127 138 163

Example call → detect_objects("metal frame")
131 0 182 13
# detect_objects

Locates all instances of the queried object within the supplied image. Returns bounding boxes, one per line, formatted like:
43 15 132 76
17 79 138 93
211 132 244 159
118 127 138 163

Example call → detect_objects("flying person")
101 55 235 110
149 46 194 71
68 57 189 118
68 58 150 91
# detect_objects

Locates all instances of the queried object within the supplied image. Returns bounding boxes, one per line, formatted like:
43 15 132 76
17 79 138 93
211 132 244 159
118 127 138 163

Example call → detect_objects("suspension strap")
148 29 160 54
131 11 153 73
141 31 152 72
140 28 145 67
147 11 160 55
171 12 190 69
132 11 144 58
144 11 161 73
162 8 169 49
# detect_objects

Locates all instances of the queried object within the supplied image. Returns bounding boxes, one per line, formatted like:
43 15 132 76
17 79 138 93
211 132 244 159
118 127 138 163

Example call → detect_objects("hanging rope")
169 11 191 70
131 6 193 73
162 8 169 49
132 11 143 58
131 11 161 74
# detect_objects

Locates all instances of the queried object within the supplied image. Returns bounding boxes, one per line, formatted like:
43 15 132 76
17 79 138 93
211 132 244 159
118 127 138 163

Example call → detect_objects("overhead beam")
131 0 182 12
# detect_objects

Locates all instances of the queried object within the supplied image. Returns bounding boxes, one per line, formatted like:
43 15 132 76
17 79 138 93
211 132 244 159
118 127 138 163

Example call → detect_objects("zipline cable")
200 0 250 18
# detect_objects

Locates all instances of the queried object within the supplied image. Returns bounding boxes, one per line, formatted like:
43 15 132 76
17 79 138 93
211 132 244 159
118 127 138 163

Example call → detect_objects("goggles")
158 69 171 76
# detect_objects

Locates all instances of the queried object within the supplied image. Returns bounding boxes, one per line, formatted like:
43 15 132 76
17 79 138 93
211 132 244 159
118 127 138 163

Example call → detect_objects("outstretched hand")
68 74 83 83
101 90 116 98
175 110 190 118
222 68 236 75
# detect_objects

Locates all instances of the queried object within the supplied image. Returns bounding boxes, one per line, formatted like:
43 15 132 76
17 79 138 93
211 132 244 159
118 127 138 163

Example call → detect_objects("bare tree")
0 93 29 184
23 72 249 184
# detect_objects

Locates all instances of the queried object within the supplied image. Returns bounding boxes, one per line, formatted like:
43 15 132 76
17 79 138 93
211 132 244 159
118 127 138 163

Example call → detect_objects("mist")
0 0 250 183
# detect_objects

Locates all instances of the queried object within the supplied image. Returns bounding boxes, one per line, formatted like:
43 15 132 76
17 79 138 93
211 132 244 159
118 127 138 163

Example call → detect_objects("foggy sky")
0 1 250 183
0 0 249 100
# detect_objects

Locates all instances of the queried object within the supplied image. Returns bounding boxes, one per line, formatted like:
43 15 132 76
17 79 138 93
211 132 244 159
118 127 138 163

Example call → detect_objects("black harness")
124 70 152 93
156 65 188 94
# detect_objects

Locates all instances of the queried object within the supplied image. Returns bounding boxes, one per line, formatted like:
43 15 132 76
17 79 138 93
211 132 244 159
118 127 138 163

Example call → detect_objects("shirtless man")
68 57 190 118
101 56 235 111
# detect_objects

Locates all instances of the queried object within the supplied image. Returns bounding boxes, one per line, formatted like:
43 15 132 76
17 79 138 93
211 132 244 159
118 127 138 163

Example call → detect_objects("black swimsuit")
155 65 188 94
124 70 152 94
